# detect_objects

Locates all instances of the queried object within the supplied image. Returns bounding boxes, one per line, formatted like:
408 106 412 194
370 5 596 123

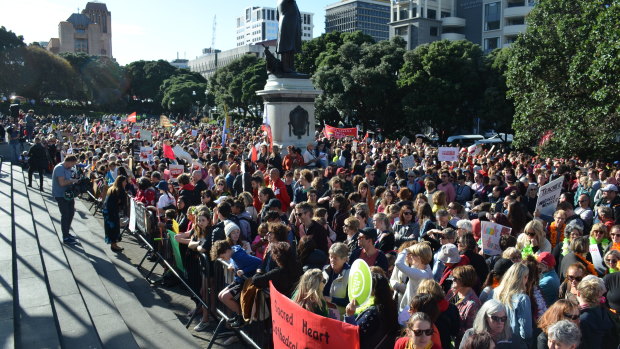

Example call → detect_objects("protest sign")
348 259 372 309
134 201 147 234
139 146 153 163
400 136 410 145
323 125 358 139
400 155 415 169
139 130 152 143
438 147 460 162
191 129 198 137
535 176 564 217
352 140 358 152
173 145 193 163
174 128 183 137
480 221 512 256
169 164 185 177
270 282 360 349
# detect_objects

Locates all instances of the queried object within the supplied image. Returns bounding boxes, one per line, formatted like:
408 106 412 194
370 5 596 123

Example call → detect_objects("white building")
189 44 276 80
481 0 535 52
236 6 314 47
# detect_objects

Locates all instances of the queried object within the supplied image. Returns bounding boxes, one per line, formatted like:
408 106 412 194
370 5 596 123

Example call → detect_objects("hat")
493 258 513 276
224 222 240 237
155 181 168 191
336 168 349 175
214 195 228 205
537 252 556 268
437 244 461 264
359 227 378 241
265 198 282 209
602 184 618 192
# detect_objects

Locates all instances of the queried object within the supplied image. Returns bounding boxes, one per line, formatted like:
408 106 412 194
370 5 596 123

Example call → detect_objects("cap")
155 181 168 191
493 258 513 276
265 198 282 209
224 222 240 237
537 252 556 268
359 227 378 241
437 244 461 264
602 184 618 192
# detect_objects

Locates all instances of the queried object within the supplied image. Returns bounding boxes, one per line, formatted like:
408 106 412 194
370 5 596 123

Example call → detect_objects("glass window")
395 26 408 36
484 37 500 51
430 27 438 36
427 9 436 19
484 2 501 31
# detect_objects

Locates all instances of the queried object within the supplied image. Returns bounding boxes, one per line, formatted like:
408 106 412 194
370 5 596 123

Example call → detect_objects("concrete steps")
0 161 199 349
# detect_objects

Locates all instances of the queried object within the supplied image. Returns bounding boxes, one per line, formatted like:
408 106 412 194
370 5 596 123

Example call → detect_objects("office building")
189 43 276 81
481 0 534 52
46 2 112 57
236 6 314 47
325 0 391 42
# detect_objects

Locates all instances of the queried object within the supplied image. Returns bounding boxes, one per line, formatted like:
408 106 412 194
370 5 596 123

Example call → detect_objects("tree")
19 46 80 100
0 26 26 96
312 36 406 134
296 31 375 76
507 0 620 160
398 40 486 142
160 73 208 113
208 55 267 120
60 52 124 106
479 47 515 137
125 60 178 102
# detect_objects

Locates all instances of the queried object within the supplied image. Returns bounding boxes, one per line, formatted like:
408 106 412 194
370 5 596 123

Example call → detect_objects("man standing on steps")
28 137 50 191
52 155 80 245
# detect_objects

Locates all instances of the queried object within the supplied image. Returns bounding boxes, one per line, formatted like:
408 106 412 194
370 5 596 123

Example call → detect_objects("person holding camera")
52 155 80 245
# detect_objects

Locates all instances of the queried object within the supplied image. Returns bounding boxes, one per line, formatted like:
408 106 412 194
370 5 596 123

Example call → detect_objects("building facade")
236 6 314 47
47 2 112 57
188 44 276 81
481 0 534 52
325 0 391 42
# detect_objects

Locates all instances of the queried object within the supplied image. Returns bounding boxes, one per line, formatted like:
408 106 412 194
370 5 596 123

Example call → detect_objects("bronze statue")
270 0 305 77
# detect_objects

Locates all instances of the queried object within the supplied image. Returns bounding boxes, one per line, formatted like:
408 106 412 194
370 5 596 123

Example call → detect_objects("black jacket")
28 143 49 169
578 305 617 349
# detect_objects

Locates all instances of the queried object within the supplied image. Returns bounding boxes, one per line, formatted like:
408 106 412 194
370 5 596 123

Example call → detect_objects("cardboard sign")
348 259 372 309
400 155 415 170
139 146 153 163
270 282 360 349
173 145 193 163
169 164 185 177
134 201 147 234
480 221 512 256
174 128 183 137
140 130 152 143
438 147 460 162
535 176 564 217
323 125 358 139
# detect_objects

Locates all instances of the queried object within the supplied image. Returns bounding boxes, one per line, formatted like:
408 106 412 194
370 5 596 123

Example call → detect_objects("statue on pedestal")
265 0 308 78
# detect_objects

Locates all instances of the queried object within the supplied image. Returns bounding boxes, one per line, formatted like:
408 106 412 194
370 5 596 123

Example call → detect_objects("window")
484 2 501 31
427 9 436 19
395 26 408 36
484 37 500 51
74 38 88 53
441 11 451 18
399 8 409 20
430 27 438 36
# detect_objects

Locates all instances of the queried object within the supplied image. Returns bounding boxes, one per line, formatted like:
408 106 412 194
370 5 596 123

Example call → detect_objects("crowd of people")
5 109 620 349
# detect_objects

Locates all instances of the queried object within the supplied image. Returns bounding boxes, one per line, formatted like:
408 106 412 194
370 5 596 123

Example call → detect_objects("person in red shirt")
269 168 290 212
394 312 441 349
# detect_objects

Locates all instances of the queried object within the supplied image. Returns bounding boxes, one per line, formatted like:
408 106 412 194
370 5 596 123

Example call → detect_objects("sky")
0 0 335 65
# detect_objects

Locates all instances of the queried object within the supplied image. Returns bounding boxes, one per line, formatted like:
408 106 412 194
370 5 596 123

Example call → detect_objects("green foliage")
208 55 267 120
60 52 124 106
296 31 375 76
313 36 406 133
398 40 486 141
160 73 208 112
0 26 26 96
20 46 80 100
125 60 179 101
479 48 514 135
507 0 620 160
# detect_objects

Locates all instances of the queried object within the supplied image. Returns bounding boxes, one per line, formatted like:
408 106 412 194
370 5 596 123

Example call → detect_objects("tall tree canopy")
507 0 620 160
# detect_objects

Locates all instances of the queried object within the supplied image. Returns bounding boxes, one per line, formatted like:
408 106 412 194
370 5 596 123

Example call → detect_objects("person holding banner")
345 270 399 349
292 269 329 317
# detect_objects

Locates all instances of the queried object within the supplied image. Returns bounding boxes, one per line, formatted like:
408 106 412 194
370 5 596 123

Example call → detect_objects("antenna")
211 15 217 49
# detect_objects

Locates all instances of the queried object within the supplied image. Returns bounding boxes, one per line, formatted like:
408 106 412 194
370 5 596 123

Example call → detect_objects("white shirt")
157 193 176 209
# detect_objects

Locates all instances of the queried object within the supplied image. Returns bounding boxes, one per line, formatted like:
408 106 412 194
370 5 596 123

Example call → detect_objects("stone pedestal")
256 75 322 150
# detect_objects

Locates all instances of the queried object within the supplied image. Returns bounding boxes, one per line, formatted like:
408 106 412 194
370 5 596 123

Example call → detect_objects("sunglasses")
606 259 618 265
489 315 508 323
404 212 413 215
295 212 305 217
567 275 583 282
526 232 537 237
611 233 620 237
592 230 605 235
563 313 580 321
412 329 434 337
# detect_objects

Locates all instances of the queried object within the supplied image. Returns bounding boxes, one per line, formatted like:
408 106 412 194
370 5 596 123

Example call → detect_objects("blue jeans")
55 197 75 238
10 141 19 163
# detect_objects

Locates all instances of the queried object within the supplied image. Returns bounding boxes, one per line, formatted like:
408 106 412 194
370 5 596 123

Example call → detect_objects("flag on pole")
127 111 137 123
222 106 231 147
261 103 273 152
84 118 89 132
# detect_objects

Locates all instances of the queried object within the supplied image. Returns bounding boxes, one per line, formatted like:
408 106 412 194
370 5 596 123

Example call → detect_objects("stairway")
0 160 199 349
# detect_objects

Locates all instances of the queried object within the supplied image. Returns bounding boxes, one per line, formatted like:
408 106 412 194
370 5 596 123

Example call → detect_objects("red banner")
270 281 360 349
323 125 358 139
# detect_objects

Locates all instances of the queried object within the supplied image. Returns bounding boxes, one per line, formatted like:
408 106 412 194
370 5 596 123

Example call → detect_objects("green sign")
348 259 373 308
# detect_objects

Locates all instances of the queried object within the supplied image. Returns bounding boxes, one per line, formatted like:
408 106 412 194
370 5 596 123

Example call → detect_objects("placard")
348 259 372 309
174 128 183 137
480 221 512 256
400 155 415 170
323 125 358 139
131 139 143 160
535 176 564 217
139 146 153 163
191 130 198 137
400 136 410 145
134 201 147 234
129 199 136 232
169 164 185 177
270 282 360 349
173 145 193 163
140 130 152 143
438 147 460 162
